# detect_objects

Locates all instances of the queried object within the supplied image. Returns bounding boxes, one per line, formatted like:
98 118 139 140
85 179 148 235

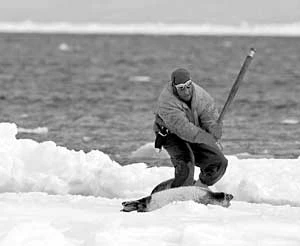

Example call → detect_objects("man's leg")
190 143 228 186
163 134 195 188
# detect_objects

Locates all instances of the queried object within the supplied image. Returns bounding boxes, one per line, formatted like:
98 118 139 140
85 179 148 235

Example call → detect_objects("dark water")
0 33 299 164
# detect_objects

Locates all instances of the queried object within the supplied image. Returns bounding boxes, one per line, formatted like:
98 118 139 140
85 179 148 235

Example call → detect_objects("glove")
208 123 223 140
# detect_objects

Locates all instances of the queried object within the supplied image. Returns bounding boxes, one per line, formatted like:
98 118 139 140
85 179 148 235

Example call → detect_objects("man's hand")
208 123 223 140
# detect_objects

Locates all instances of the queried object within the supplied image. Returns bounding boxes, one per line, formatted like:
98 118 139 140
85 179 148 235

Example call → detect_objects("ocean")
0 33 299 164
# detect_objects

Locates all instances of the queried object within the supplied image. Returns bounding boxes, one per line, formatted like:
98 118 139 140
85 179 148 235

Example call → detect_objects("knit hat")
171 68 190 85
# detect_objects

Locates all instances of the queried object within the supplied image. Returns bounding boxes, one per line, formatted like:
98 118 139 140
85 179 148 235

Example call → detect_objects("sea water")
0 33 299 164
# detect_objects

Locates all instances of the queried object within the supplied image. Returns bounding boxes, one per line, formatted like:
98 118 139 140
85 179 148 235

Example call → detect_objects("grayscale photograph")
0 0 299 245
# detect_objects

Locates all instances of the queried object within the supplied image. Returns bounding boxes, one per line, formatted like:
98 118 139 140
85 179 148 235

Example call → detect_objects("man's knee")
200 157 228 186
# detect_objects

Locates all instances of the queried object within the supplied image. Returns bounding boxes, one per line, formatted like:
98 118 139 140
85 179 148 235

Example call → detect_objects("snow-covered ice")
0 122 299 245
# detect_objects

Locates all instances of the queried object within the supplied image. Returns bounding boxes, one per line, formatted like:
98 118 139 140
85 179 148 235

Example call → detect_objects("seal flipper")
121 200 139 212
121 196 152 212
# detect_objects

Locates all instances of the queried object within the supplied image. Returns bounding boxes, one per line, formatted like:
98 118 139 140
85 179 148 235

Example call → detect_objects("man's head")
171 68 193 102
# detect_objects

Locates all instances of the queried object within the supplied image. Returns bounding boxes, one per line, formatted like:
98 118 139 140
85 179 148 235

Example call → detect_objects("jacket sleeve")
158 102 217 148
198 91 220 133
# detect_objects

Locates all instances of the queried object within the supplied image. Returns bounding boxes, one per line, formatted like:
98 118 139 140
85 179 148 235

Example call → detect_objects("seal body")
121 186 233 212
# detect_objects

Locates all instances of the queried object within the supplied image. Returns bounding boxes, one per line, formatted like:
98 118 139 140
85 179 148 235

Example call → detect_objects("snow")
0 21 300 36
0 122 300 245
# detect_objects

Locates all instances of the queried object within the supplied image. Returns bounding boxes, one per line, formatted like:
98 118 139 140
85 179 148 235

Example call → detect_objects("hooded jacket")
154 81 220 148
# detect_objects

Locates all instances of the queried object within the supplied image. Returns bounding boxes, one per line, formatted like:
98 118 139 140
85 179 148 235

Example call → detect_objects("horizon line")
0 21 299 36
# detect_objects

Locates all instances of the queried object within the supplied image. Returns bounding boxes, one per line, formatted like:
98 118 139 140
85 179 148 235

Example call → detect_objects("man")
153 68 227 189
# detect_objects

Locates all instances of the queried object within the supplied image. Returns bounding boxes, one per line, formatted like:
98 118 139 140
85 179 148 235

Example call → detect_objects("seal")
121 186 233 212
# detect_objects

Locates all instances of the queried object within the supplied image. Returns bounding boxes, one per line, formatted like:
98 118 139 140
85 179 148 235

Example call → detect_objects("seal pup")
121 186 233 212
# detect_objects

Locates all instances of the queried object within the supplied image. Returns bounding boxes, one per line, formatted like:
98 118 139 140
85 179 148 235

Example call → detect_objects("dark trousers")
163 134 228 187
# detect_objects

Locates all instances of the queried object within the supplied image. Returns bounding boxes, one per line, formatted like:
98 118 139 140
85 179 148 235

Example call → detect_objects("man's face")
174 80 193 102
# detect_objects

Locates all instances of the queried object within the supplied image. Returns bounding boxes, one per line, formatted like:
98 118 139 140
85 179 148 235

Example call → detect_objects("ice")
58 43 71 51
1 123 300 205
130 142 169 159
18 127 49 134
0 123 172 197
0 193 299 246
129 76 151 83
0 122 300 245
1 222 75 246
281 119 299 125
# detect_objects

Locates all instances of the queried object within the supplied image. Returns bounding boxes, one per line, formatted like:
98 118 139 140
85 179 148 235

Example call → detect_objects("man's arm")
197 90 222 140
158 104 218 148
